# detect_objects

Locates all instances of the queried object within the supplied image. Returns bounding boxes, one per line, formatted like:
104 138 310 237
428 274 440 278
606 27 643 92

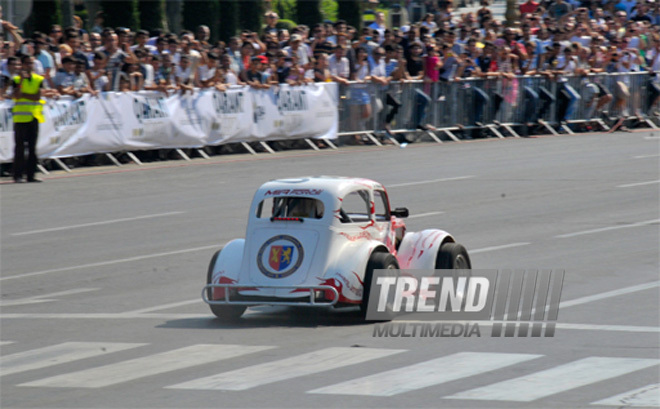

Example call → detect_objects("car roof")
256 176 384 199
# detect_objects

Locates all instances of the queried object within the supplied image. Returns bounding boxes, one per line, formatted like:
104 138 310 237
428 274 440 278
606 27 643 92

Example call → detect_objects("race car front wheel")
207 249 246 320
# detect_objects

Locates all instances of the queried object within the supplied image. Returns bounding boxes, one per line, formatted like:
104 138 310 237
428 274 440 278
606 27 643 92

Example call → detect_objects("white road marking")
592 383 660 407
633 153 660 159
12 211 185 236
309 352 541 397
0 342 145 377
0 288 98 307
0 341 14 346
167 347 405 391
20 344 273 388
445 357 660 402
560 281 660 309
555 219 660 239
121 299 201 314
470 242 531 254
407 211 444 219
0 244 222 282
617 179 660 188
644 135 660 140
388 175 475 188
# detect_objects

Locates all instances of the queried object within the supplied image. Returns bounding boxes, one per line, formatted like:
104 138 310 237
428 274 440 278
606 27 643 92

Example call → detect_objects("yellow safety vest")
12 73 45 123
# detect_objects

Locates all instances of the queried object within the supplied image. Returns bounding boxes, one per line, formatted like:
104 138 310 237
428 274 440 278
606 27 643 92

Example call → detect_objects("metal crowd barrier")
337 73 660 140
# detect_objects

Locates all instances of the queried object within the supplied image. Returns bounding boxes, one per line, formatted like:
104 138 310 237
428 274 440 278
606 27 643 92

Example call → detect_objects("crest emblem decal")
257 235 304 278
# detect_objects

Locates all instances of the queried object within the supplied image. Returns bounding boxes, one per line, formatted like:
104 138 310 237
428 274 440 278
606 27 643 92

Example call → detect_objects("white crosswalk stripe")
445 357 660 402
166 347 405 391
591 384 660 407
1 342 145 377
19 344 273 388
308 352 541 396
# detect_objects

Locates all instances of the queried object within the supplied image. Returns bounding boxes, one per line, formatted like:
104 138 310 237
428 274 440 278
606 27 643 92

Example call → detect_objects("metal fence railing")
337 73 660 139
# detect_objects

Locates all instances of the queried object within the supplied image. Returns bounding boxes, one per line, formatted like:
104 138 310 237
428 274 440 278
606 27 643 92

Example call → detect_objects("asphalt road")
1 131 659 409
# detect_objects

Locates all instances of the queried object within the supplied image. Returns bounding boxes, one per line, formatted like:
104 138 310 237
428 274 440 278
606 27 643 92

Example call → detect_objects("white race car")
203 176 471 319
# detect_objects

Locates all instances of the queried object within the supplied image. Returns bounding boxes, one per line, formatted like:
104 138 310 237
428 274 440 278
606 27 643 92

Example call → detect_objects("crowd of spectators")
0 1 659 127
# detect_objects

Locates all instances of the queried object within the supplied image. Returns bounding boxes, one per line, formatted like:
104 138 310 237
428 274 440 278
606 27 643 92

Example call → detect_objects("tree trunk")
182 0 218 41
217 0 238 42
100 0 138 30
23 0 60 36
337 0 361 30
238 0 263 34
165 0 182 34
137 0 165 32
296 0 322 28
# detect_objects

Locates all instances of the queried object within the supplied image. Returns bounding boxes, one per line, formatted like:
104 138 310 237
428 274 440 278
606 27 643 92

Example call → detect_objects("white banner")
0 83 338 163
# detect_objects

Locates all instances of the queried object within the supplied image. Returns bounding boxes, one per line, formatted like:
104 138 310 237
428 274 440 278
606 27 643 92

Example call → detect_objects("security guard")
12 55 45 183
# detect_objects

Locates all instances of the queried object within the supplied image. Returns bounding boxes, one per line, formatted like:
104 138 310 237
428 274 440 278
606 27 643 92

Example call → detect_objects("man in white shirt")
284 34 309 66
328 45 350 80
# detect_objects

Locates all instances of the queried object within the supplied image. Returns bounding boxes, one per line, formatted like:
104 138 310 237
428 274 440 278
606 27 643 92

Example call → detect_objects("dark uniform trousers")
13 118 39 181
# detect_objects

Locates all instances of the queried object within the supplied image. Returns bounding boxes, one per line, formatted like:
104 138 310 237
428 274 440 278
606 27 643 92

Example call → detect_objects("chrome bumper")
202 284 340 306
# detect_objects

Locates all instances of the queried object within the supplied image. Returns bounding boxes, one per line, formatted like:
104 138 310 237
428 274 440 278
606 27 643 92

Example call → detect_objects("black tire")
206 249 246 320
361 252 399 320
435 242 471 269
435 242 472 306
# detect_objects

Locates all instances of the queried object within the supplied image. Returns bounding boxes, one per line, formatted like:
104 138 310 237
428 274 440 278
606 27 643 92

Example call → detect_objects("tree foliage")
137 0 165 32
337 0 361 29
100 0 139 30
272 0 296 21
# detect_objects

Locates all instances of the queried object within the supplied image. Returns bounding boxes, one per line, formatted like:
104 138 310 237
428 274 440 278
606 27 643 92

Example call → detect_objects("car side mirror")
391 207 409 218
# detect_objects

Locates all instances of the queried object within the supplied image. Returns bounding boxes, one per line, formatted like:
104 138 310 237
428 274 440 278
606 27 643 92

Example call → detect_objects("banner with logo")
0 83 338 163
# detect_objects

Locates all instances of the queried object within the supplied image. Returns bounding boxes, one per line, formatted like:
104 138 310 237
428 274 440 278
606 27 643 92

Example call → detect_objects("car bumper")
202 284 340 307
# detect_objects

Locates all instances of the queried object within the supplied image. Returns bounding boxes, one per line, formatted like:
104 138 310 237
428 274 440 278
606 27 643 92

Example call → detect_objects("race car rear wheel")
361 252 399 320
435 242 471 269
207 249 246 320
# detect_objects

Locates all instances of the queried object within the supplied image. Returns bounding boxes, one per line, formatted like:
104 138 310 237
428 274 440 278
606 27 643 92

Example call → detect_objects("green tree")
182 0 218 41
216 0 239 42
296 0 322 27
272 0 296 21
23 0 61 36
337 0 361 29
100 0 139 30
238 0 263 33
137 0 165 32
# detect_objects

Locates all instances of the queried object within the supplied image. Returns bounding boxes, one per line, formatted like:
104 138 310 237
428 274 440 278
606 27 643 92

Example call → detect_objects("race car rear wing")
202 284 340 307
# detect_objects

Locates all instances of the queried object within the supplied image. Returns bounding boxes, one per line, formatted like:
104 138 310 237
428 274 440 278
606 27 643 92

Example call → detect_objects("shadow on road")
157 306 375 330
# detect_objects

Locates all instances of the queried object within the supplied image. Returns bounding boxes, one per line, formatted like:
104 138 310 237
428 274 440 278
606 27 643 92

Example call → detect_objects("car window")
340 190 371 223
256 197 324 219
374 190 390 222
